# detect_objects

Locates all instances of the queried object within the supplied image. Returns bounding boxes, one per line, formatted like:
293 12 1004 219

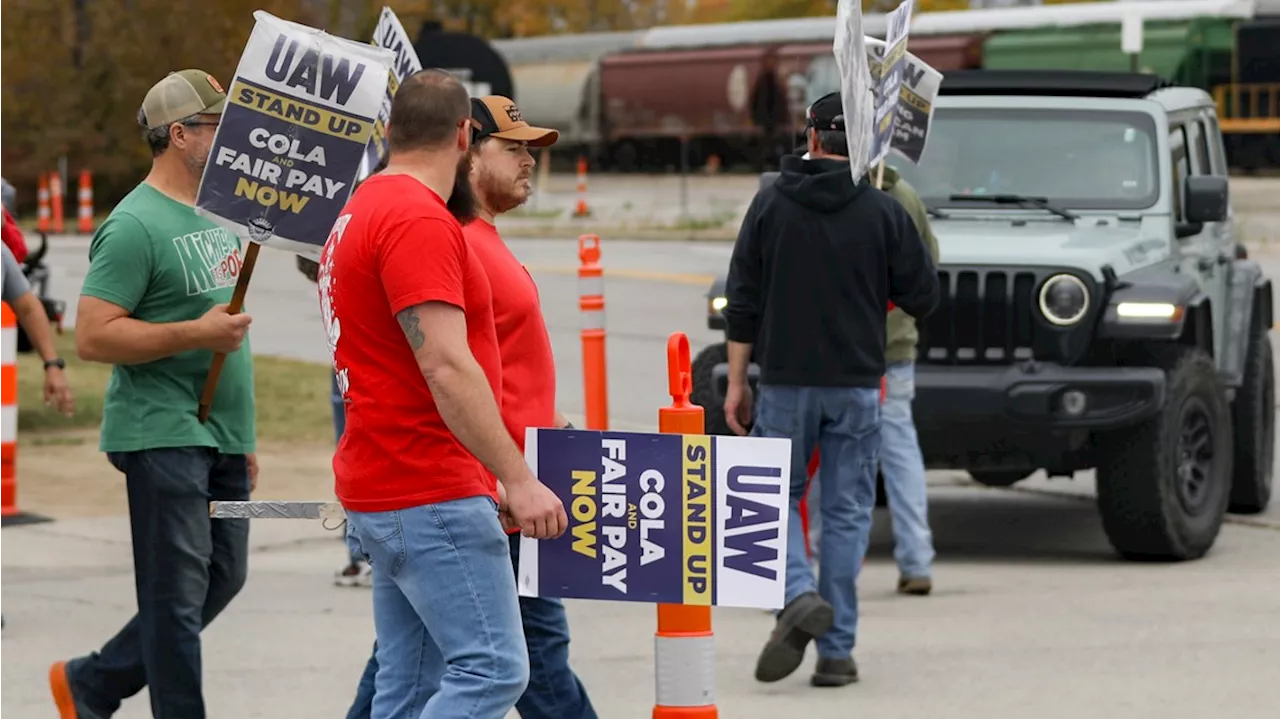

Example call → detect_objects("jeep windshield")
889 107 1161 213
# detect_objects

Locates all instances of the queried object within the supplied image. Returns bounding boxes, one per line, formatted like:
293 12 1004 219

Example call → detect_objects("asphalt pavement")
3 231 1280 717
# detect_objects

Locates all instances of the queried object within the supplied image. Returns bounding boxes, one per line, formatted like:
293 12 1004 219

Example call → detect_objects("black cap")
805 92 844 132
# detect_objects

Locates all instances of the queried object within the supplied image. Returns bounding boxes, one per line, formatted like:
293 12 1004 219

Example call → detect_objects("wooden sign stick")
197 241 262 423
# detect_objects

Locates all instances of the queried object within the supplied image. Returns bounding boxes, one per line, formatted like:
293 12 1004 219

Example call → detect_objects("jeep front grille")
918 267 1048 365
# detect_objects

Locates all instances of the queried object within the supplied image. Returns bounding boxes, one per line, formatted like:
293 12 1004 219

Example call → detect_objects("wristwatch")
44 358 66 370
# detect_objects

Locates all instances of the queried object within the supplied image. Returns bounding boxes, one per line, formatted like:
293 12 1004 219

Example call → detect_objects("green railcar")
981 17 1236 92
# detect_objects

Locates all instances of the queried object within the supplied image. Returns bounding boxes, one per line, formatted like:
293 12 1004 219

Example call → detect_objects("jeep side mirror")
1184 175 1228 224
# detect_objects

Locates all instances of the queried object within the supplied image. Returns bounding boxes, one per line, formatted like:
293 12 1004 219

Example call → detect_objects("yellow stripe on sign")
682 434 713 605
230 80 373 144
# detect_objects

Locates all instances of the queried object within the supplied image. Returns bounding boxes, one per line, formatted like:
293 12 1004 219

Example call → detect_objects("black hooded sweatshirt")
722 155 941 388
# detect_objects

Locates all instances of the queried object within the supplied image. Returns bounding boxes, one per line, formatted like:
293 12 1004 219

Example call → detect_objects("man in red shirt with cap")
342 94 598 719
319 69 567 719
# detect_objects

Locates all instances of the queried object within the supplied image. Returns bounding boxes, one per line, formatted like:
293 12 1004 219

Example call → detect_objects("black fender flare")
1220 259 1273 387
1096 263 1209 347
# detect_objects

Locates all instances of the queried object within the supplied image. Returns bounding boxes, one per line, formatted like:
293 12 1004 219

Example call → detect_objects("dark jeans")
344 532 597 719
65 447 250 719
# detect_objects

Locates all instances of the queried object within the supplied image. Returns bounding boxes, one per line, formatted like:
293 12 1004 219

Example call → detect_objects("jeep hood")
932 217 1172 279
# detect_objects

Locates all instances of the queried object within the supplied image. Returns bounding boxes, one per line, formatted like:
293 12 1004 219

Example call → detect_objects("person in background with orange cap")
48 69 258 719
342 94 597 719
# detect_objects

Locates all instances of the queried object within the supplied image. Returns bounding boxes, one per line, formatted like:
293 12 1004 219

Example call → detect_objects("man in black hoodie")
721 91 939 688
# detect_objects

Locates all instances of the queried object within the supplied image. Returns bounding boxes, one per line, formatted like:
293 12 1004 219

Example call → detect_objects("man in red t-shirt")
318 69 566 719
342 96 599 719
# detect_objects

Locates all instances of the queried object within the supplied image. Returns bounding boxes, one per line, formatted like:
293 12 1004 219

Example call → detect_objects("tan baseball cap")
470 96 558 147
138 69 227 129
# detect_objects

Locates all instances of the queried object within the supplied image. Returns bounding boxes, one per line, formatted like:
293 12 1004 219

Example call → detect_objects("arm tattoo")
396 307 425 350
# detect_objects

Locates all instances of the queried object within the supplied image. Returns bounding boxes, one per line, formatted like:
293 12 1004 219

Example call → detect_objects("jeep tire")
691 342 733 436
1228 321 1275 514
1095 348 1233 561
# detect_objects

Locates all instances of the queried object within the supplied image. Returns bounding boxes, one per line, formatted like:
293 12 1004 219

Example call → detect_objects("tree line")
1 0 976 214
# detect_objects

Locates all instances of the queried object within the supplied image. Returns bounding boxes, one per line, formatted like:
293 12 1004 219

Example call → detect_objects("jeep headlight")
1038 274 1090 326
1115 301 1182 321
710 296 728 312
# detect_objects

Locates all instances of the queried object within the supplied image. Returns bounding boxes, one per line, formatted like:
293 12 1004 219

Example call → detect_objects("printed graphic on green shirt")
173 228 247 296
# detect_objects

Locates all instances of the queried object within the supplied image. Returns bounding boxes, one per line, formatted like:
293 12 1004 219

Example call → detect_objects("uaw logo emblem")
248 217 275 244
504 104 523 124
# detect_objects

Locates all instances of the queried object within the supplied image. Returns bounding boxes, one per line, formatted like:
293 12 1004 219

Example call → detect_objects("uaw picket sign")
869 0 914 166
518 427 792 610
195 10 394 261
359 6 422 180
866 35 943 166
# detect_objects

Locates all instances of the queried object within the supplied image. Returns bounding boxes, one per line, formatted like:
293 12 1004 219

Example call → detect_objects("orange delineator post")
578 234 609 430
2 302 20 519
654 332 717 718
49 171 64 234
37 173 51 233
77 169 95 234
573 156 590 217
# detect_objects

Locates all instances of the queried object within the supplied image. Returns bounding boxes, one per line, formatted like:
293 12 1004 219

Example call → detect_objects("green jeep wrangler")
692 70 1274 562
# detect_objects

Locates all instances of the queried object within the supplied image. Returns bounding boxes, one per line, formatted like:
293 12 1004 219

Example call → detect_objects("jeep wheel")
691 342 733 436
1096 349 1233 561
1228 322 1274 514
968 470 1031 487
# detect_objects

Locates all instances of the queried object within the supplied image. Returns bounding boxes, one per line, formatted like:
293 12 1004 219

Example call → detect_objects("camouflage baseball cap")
137 69 227 130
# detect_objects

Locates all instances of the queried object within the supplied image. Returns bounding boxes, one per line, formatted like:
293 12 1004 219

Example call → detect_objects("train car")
490 30 644 168
593 16 878 171
495 0 1275 172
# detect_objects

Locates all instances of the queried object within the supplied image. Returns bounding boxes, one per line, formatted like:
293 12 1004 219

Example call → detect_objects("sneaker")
334 560 372 588
49 660 105 719
811 655 859 687
897 576 932 596
754 591 834 683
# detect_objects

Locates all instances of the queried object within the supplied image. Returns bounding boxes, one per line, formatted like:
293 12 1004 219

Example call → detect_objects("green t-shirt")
82 182 255 455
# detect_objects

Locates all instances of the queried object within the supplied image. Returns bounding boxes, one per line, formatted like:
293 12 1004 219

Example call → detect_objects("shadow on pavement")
864 486 1121 565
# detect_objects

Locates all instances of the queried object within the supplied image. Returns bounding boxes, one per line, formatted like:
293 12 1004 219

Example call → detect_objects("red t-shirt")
464 219 557 454
319 174 503 513
2 208 29 263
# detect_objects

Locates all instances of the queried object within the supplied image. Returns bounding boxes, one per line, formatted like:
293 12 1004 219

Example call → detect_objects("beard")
184 146 210 180
446 151 480 224
476 166 530 216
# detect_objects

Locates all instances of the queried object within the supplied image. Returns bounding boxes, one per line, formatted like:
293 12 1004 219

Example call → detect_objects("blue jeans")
64 447 250 718
345 496 530 719
807 361 934 578
751 383 881 659
345 531 597 719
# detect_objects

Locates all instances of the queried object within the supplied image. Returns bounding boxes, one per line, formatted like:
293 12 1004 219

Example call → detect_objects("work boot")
897 576 932 596
48 660 106 719
811 656 859 687
754 591 834 683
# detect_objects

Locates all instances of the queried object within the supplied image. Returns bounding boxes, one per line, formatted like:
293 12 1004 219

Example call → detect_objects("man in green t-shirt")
48 69 257 719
